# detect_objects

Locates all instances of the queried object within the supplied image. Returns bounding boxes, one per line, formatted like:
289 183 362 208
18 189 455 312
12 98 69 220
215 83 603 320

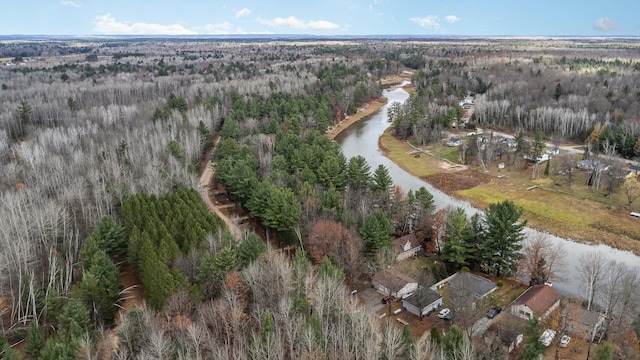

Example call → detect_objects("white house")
511 283 561 321
392 233 421 261
372 268 418 299
403 287 443 317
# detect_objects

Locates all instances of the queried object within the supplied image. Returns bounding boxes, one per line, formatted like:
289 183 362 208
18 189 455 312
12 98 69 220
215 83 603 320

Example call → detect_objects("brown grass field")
379 131 640 254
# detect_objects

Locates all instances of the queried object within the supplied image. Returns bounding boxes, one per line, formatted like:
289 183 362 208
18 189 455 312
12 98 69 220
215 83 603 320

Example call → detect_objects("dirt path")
198 159 243 239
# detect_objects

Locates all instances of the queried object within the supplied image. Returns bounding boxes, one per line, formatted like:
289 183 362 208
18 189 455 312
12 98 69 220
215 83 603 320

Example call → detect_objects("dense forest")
0 39 639 359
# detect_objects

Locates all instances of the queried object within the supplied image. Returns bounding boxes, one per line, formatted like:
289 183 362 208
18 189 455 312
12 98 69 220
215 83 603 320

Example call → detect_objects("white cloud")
257 16 339 30
60 0 81 7
203 22 232 34
235 8 251 18
94 13 197 35
593 18 618 32
445 15 460 24
307 20 340 30
410 15 441 30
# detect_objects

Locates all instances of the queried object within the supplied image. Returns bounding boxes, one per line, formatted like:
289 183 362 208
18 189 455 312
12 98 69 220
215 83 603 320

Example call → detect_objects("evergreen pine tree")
25 322 45 359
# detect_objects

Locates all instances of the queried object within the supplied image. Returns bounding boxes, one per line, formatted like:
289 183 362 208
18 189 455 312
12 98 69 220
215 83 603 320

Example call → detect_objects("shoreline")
326 72 413 140
326 97 388 140
378 121 640 256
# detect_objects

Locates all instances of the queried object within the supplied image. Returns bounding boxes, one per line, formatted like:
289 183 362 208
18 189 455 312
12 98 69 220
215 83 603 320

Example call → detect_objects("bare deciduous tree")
579 251 605 311
517 234 566 286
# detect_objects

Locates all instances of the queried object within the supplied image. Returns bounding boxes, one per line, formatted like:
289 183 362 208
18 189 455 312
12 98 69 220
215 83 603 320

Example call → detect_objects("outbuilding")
402 287 443 317
372 268 418 299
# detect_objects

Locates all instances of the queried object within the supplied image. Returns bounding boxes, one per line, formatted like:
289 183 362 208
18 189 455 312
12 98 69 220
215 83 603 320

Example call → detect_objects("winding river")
336 85 640 299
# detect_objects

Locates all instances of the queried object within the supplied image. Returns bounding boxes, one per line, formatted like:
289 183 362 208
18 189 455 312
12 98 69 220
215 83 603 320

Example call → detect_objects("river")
335 85 640 299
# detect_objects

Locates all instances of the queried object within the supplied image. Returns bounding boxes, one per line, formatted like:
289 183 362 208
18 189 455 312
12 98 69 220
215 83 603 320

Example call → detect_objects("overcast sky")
2 0 639 36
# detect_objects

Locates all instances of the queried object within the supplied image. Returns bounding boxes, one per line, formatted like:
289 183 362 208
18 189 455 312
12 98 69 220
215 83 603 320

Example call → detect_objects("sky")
2 0 640 36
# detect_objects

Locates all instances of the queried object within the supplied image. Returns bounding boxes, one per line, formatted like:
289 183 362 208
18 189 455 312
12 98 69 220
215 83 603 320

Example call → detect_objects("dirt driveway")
357 287 386 314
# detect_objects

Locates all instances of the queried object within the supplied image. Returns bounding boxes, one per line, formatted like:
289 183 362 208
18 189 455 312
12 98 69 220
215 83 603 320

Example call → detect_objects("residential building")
392 233 421 261
372 268 418 299
511 283 561 320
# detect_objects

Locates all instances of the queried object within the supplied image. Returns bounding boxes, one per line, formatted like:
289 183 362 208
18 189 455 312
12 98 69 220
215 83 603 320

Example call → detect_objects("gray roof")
404 287 442 308
449 272 498 298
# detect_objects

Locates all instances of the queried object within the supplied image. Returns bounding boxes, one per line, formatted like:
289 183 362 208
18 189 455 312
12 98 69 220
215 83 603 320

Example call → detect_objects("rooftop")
404 287 442 308
372 268 417 290
512 284 561 314
449 272 498 298
392 233 421 252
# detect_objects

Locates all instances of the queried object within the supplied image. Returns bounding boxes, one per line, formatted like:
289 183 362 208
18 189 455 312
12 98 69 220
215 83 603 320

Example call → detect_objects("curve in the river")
336 85 640 300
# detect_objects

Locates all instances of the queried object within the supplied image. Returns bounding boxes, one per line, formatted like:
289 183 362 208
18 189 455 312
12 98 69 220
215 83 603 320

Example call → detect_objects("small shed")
403 287 443 317
392 233 422 261
372 268 418 299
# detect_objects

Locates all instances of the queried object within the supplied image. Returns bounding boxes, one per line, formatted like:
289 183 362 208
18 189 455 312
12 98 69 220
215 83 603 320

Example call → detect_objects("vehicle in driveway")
382 295 392 304
486 306 502 319
443 313 455 324
438 308 451 318
539 329 556 347
559 335 570 347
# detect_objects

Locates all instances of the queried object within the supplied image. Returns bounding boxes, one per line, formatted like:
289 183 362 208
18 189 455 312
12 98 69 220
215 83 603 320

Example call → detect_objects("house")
372 268 418 299
524 153 550 163
511 283 561 320
449 272 498 299
484 313 525 353
577 160 609 172
564 304 608 343
577 160 596 171
446 137 461 147
403 287 443 317
392 233 421 261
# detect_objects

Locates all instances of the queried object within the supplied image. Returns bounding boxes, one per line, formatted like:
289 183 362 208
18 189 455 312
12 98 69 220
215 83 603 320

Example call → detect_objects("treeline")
403 50 640 157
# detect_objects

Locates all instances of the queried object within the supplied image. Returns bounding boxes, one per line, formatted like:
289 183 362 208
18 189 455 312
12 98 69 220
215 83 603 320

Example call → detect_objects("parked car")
559 335 570 347
438 308 451 319
539 329 556 347
381 295 392 304
486 306 502 319
443 313 455 324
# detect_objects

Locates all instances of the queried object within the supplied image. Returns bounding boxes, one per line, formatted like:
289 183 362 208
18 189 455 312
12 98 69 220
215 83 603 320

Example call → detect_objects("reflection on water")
336 86 640 299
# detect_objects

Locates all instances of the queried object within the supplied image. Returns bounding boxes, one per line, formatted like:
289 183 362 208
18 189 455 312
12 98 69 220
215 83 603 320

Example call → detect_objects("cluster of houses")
366 233 609 354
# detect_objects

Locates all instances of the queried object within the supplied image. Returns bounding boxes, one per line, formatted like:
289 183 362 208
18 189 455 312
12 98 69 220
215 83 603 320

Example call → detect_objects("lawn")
379 130 442 177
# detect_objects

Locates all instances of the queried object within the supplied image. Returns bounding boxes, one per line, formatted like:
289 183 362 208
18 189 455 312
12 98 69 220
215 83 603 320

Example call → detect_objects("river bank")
326 97 388 140
337 86 640 298
377 110 640 255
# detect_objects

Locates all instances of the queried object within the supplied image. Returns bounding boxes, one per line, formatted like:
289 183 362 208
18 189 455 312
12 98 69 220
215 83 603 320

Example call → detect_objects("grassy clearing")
494 280 528 308
395 256 436 279
379 130 441 177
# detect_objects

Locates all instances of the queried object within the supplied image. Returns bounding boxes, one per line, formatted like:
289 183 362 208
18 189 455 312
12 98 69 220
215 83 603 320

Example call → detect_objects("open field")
380 132 640 254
